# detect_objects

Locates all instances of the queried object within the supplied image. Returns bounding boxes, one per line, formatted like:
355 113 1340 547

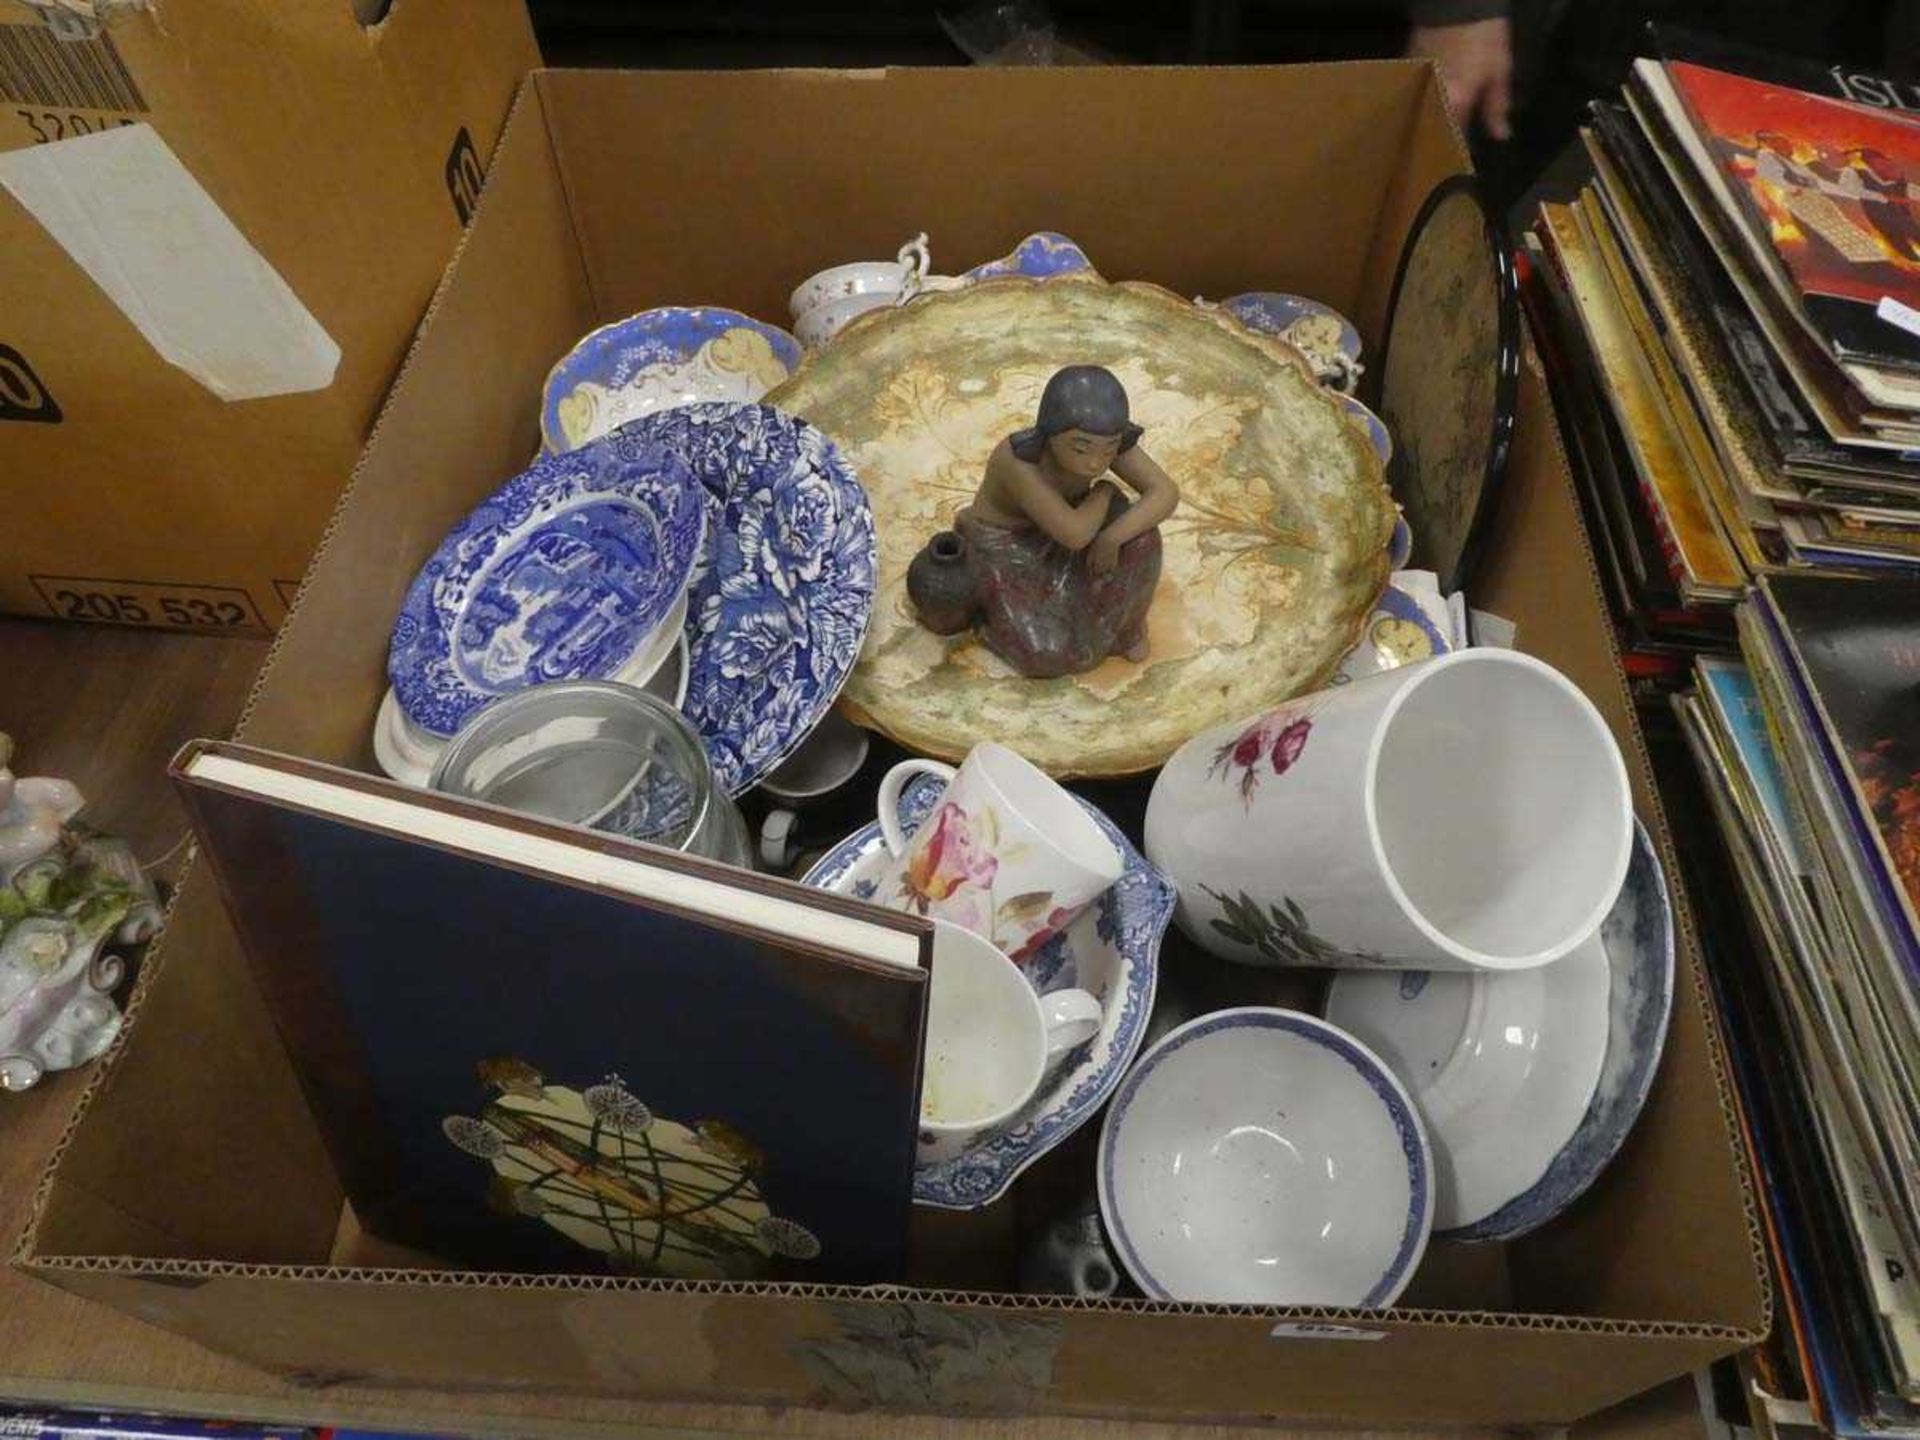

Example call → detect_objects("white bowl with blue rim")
803 771 1171 1210
1325 819 1675 1241
539 307 803 456
616 402 876 798
385 434 706 756
1100 1007 1433 1306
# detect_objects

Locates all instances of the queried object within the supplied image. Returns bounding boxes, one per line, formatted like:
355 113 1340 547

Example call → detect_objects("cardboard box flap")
535 62 1429 332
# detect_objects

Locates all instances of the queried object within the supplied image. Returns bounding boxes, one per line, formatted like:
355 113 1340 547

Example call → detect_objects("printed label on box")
0 20 146 114
30 575 268 632
445 125 483 226
0 344 59 422
1268 1321 1388 1342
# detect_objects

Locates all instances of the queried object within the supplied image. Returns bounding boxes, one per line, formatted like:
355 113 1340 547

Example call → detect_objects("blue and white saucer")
388 437 706 739
1325 820 1674 1242
616 403 877 796
1445 820 1675 1242
804 773 1171 1210
965 231 1097 282
540 307 803 456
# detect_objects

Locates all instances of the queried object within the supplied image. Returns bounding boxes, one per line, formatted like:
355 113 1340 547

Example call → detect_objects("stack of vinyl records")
1671 572 1920 1440
1523 29 1920 694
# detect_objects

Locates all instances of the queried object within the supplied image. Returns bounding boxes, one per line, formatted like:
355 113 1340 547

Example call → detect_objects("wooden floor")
0 618 1703 1440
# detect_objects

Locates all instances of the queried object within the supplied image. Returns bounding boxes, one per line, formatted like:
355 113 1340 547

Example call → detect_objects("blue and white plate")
804 773 1171 1210
541 307 803 456
388 438 706 739
965 231 1097 282
1446 820 1675 1242
617 403 876 796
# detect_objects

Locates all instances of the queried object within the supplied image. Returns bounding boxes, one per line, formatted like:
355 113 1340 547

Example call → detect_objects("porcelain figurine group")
907 366 1180 678
0 733 160 1092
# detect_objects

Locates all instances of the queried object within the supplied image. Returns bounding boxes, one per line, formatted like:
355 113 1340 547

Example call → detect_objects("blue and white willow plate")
804 773 1172 1210
619 403 876 797
1447 819 1675 1242
389 437 705 738
540 307 804 456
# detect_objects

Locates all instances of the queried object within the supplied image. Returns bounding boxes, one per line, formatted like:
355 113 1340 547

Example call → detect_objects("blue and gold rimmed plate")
541 307 803 456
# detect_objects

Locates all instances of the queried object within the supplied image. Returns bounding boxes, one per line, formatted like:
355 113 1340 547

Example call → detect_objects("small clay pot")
907 531 976 635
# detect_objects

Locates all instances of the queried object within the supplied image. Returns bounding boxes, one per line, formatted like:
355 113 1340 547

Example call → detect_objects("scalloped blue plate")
388 436 705 739
965 231 1097 282
541 306 803 456
1445 820 1674 1242
804 773 1171 1210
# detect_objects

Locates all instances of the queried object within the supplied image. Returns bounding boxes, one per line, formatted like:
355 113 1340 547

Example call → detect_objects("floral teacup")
876 743 1124 963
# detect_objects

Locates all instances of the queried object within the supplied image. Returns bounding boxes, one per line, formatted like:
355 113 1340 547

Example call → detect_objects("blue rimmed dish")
1324 820 1673 1241
1221 291 1363 390
804 772 1171 1211
540 307 803 455
1098 1007 1432 1306
388 437 706 740
1336 393 1392 467
1443 820 1675 1242
964 231 1098 282
615 403 877 797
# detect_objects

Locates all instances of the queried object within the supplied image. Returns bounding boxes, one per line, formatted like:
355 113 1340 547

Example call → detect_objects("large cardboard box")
0 0 537 633
16 63 1771 1428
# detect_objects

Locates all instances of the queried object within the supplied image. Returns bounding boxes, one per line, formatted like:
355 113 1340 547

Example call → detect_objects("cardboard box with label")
16 63 1771 1428
0 0 537 633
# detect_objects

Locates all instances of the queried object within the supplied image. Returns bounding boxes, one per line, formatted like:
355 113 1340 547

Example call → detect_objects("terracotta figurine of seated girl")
906 365 1180 679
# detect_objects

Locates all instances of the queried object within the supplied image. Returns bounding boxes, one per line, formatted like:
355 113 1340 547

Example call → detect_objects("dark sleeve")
1407 0 1507 24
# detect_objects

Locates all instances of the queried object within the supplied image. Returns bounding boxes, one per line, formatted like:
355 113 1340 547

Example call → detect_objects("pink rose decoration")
1270 716 1312 775
904 802 998 907
1231 727 1266 768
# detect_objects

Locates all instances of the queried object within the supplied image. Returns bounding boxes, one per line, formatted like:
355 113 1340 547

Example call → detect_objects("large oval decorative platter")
764 276 1395 776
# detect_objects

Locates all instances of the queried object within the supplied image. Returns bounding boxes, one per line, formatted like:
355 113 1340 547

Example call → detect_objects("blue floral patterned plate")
617 403 876 796
804 773 1171 1210
388 437 706 739
540 307 803 456
964 231 1097 282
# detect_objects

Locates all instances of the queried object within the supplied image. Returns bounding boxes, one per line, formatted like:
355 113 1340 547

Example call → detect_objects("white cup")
794 291 899 349
1144 649 1633 972
877 742 1123 963
788 233 932 324
920 920 1102 1163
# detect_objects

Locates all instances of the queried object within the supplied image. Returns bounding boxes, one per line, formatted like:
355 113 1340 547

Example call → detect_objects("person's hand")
1407 17 1513 142
1088 532 1122 576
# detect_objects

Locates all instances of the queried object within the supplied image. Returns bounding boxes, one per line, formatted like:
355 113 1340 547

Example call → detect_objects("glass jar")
428 680 752 868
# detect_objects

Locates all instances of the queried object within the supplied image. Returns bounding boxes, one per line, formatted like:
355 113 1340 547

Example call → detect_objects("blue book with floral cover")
172 740 931 1285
